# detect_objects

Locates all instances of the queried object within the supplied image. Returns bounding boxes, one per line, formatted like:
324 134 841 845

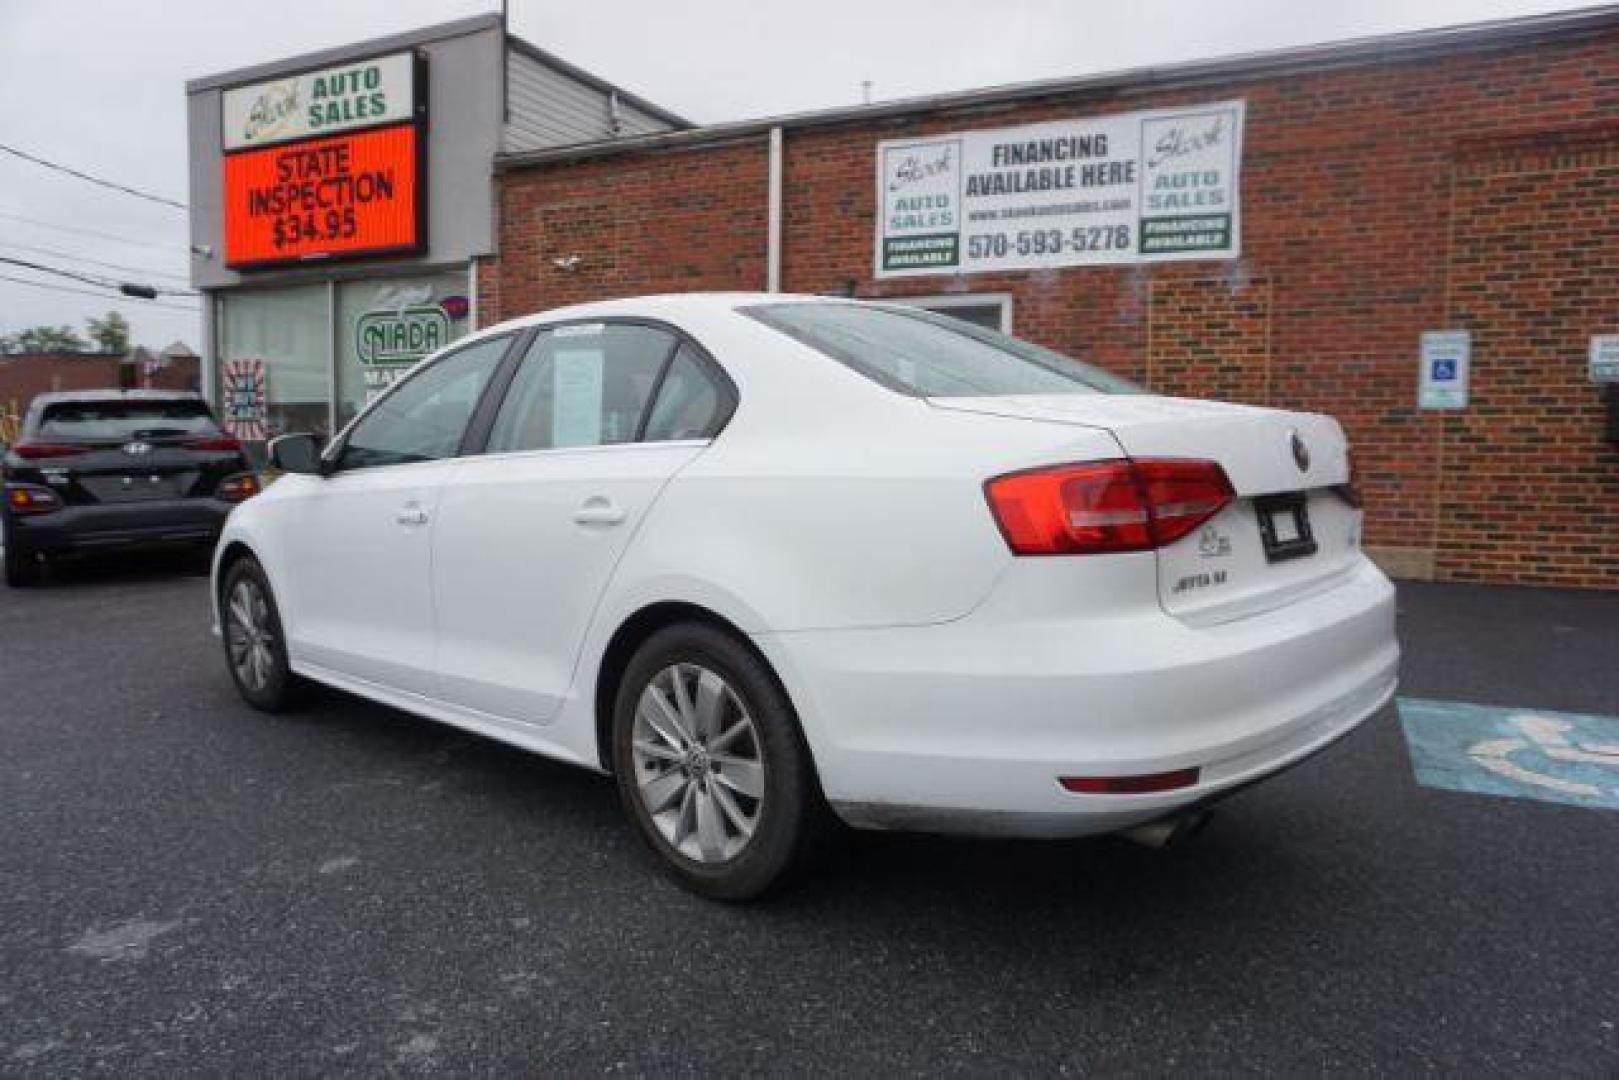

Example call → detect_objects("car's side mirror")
268 433 325 475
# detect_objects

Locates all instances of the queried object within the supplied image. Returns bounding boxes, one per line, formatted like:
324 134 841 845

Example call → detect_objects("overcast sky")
0 0 1609 350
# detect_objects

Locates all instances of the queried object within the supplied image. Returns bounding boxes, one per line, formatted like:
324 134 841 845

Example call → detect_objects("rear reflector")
1059 768 1201 795
984 458 1234 555
12 442 89 459
183 435 243 452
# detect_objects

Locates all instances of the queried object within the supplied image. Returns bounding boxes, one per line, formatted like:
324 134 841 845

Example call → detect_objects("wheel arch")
593 600 803 775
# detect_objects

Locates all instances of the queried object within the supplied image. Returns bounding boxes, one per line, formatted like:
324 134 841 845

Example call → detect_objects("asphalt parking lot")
1 558 1615 1075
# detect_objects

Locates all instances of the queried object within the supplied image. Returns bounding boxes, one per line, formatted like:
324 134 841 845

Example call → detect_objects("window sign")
875 100 1244 277
1589 335 1619 384
552 349 606 448
1419 330 1471 410
336 273 470 426
221 358 269 441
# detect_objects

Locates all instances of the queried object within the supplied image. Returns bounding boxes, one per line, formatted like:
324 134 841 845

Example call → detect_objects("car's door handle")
395 504 430 527
572 497 626 526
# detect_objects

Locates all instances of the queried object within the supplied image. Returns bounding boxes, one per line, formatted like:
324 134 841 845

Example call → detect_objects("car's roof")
30 389 206 406
480 292 841 337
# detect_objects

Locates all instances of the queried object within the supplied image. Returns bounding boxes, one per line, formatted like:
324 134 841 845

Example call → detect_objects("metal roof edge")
504 36 693 130
185 13 503 93
496 4 1619 170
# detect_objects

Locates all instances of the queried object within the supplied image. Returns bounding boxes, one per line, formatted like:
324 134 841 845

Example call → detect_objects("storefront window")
217 284 330 454
335 272 472 428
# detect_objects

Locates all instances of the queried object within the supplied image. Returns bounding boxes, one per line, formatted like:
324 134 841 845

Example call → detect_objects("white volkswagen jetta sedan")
214 293 1398 899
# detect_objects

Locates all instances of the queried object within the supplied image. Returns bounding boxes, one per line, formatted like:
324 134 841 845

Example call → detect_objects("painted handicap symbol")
1398 698 1619 811
1466 713 1619 798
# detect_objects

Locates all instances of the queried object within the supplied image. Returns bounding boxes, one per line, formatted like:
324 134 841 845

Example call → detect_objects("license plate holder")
1255 492 1317 563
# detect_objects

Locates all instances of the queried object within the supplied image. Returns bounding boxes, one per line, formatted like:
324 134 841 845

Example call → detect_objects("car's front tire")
219 556 302 712
611 622 833 901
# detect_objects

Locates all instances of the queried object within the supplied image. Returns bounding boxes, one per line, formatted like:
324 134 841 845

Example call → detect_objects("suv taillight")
984 459 1234 555
217 472 260 502
12 442 89 459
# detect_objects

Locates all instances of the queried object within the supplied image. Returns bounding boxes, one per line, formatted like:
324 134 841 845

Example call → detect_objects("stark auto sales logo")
1290 429 1310 473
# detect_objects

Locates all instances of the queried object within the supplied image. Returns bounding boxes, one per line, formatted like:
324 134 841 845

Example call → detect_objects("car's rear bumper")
5 498 231 554
754 555 1398 837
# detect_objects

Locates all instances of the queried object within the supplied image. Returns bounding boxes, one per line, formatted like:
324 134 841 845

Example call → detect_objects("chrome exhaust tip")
1121 809 1213 849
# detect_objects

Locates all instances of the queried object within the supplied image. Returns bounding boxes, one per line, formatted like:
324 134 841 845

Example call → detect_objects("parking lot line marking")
1397 697 1619 812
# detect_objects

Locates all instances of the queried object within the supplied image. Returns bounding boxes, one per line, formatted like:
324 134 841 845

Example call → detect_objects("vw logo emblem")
1289 430 1310 473
123 441 153 456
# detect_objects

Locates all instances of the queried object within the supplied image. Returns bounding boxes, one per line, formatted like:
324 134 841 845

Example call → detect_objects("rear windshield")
741 302 1141 397
35 399 221 441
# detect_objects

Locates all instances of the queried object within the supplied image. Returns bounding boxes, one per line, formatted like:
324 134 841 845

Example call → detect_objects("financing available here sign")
875 101 1245 277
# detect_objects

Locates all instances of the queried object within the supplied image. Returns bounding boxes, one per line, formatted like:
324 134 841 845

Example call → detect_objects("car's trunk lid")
929 394 1362 623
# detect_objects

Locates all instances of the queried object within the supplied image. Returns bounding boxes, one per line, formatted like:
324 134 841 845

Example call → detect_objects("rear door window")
485 323 678 453
643 345 728 442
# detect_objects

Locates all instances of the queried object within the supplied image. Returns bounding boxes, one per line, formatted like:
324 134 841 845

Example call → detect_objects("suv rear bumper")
5 498 232 554
754 555 1398 837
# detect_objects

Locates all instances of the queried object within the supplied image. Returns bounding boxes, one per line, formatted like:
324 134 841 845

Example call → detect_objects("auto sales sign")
221 51 426 268
875 100 1244 277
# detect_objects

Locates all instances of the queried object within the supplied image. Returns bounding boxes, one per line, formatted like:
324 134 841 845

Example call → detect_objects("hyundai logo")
1289 430 1310 473
123 441 153 456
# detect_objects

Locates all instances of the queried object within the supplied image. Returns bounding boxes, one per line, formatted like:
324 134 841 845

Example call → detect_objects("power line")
0 272 200 312
0 241 190 286
0 256 196 297
0 211 195 255
0 142 187 210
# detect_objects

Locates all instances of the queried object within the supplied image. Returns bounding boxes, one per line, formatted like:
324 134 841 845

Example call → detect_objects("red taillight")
1059 768 1201 795
6 485 62 514
12 442 89 459
216 472 261 502
183 435 243 452
984 458 1234 555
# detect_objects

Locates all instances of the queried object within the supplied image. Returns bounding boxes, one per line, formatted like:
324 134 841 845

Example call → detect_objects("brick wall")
493 27 1619 588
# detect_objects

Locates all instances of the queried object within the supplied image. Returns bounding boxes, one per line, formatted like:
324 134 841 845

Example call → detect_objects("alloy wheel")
226 579 276 692
630 663 765 864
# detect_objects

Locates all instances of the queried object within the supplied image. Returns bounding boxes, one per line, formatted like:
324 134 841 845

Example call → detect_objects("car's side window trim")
325 331 525 472
632 336 684 443
457 327 538 457
468 316 739 457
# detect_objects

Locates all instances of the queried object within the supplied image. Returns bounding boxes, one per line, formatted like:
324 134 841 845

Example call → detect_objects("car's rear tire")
220 556 302 712
611 622 834 901
3 521 41 588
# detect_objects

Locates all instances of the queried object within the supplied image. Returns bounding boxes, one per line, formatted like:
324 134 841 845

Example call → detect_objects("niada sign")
357 304 451 367
222 51 418 151
875 100 1244 277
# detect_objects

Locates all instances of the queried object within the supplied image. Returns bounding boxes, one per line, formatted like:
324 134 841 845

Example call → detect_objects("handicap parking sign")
1418 330 1470 409
1399 697 1619 811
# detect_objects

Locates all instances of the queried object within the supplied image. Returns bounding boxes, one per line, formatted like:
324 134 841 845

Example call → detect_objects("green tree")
86 311 131 354
0 325 88 353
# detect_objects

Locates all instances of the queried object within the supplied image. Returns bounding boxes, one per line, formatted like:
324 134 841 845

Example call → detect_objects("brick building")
485 8 1619 589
